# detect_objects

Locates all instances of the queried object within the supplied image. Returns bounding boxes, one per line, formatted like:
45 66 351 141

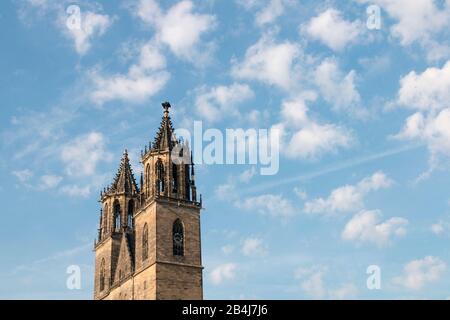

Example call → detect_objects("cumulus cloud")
60 184 91 198
341 210 408 247
303 8 362 51
64 10 113 55
357 0 450 61
38 175 63 190
236 194 296 218
61 132 112 177
295 266 357 299
393 256 446 290
314 58 365 117
89 41 170 105
23 0 113 55
358 0 450 46
304 171 392 215
396 109 450 174
397 61 450 112
241 237 267 257
12 169 34 183
430 219 450 236
276 96 355 160
236 0 294 26
132 0 216 62
231 33 301 90
210 263 237 285
195 83 254 123
394 61 450 175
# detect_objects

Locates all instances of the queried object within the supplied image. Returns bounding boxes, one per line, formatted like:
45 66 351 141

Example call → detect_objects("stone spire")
107 150 139 195
152 102 177 151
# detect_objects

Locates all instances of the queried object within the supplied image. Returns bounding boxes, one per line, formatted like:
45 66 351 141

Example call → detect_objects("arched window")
173 219 184 256
172 164 178 193
142 223 148 261
145 163 151 197
156 160 165 194
185 165 191 201
99 259 105 291
113 201 121 232
127 200 134 228
103 204 109 236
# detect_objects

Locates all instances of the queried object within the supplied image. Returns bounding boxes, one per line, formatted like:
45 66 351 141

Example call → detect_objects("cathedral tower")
94 102 203 300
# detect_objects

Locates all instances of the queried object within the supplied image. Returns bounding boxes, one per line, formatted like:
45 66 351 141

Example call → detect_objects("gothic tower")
94 102 203 300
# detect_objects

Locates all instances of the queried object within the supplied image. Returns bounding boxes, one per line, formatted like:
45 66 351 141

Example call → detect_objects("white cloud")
397 60 450 111
61 132 112 177
294 187 307 200
430 220 450 236
241 237 267 257
304 171 392 215
314 58 365 117
303 8 362 51
60 185 91 198
64 11 113 55
357 0 450 61
239 166 257 183
221 245 234 255
231 33 301 90
215 182 237 201
12 169 33 183
394 61 450 174
431 222 445 235
358 0 450 46
396 109 450 170
255 0 289 26
393 256 446 291
24 0 113 55
236 194 296 218
329 283 358 300
295 266 357 299
210 263 237 285
236 0 293 26
277 96 355 160
195 83 254 123
89 41 170 105
300 270 327 298
342 210 408 247
38 175 63 190
133 0 216 62
284 122 354 160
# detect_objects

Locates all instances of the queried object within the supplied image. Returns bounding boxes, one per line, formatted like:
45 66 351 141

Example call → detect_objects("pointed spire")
107 150 139 195
152 102 177 151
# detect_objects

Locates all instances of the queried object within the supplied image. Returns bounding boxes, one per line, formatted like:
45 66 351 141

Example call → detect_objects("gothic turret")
152 102 176 151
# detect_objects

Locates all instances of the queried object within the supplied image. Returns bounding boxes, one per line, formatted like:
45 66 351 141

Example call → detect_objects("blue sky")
2 0 450 299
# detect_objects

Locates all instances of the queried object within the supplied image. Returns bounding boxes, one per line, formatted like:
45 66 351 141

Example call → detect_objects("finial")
162 101 171 117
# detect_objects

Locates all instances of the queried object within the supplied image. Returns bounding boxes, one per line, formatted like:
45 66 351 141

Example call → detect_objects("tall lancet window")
103 204 108 236
142 223 149 261
113 201 121 232
127 200 134 228
156 160 165 194
173 219 184 256
145 163 151 197
172 164 178 193
99 259 106 291
185 165 191 201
